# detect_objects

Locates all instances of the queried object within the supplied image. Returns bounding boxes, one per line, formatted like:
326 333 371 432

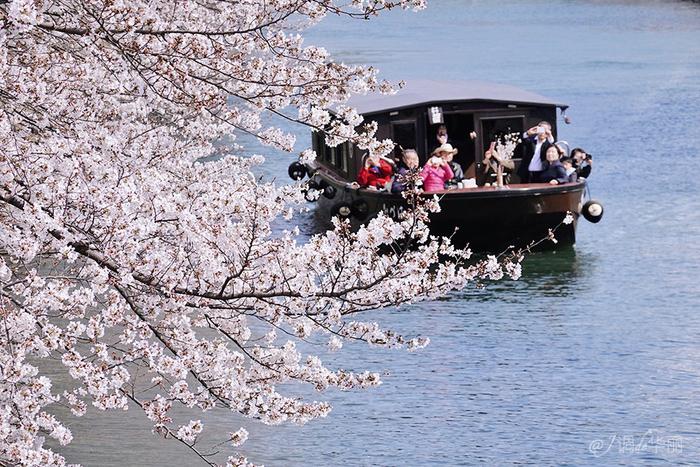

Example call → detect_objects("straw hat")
431 143 459 156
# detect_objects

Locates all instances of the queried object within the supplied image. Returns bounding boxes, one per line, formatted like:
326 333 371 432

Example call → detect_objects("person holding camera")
571 147 593 179
421 149 454 192
434 143 463 188
517 121 554 183
357 154 394 189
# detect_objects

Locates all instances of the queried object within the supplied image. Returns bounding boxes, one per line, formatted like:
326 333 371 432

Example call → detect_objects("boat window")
327 146 337 165
313 130 351 174
391 121 416 160
313 131 326 160
315 131 340 167
340 142 350 172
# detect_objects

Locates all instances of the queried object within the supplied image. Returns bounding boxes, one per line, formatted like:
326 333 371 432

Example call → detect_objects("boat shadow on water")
460 247 598 302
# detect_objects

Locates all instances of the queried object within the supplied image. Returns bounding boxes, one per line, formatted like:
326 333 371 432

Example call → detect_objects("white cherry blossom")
0 1 525 465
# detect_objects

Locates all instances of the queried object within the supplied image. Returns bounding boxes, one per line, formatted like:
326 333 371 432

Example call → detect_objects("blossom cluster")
494 132 522 160
0 1 522 465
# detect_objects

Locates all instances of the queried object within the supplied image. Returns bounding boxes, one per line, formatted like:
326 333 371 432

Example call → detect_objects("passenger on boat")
555 141 570 158
436 125 449 145
421 154 454 192
432 143 463 187
391 149 422 193
429 125 454 155
517 121 554 183
483 142 515 186
561 157 578 183
357 154 394 189
571 147 592 179
540 146 569 185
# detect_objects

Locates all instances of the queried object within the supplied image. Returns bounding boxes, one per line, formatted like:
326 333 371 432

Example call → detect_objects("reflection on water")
464 248 595 301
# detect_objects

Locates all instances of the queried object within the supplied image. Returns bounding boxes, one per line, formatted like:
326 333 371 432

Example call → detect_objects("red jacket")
357 159 393 188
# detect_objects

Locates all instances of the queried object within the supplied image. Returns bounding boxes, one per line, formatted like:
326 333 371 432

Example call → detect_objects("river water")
54 1 700 465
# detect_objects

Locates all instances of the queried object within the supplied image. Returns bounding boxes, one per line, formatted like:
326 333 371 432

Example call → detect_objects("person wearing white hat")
421 151 454 192
432 143 463 187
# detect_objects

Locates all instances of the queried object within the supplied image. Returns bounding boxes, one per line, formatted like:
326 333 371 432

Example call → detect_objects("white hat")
431 143 459 156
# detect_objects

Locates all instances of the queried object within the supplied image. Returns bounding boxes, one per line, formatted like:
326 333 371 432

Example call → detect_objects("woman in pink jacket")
421 154 454 192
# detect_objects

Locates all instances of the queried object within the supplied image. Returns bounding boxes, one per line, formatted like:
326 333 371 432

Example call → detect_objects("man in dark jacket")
517 121 554 183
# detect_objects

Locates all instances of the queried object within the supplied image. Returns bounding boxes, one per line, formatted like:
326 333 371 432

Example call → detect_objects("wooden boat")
290 80 603 250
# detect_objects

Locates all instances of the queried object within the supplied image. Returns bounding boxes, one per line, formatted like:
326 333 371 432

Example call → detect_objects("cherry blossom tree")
0 1 522 465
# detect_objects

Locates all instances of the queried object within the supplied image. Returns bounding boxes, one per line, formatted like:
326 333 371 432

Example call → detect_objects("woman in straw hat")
433 143 463 187
421 144 456 192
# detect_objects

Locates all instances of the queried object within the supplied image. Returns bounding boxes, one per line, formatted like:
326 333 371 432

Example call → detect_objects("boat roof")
347 80 568 115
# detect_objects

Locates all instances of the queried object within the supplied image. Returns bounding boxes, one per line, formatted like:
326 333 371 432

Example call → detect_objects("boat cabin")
312 80 569 186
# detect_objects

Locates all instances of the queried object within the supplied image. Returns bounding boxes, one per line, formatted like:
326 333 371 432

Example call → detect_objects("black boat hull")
312 169 585 251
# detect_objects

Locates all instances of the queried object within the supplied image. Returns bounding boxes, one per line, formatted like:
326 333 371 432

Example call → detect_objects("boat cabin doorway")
477 115 526 185
427 113 476 179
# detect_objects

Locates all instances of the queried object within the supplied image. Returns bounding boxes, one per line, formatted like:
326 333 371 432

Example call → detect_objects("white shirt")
524 133 555 172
